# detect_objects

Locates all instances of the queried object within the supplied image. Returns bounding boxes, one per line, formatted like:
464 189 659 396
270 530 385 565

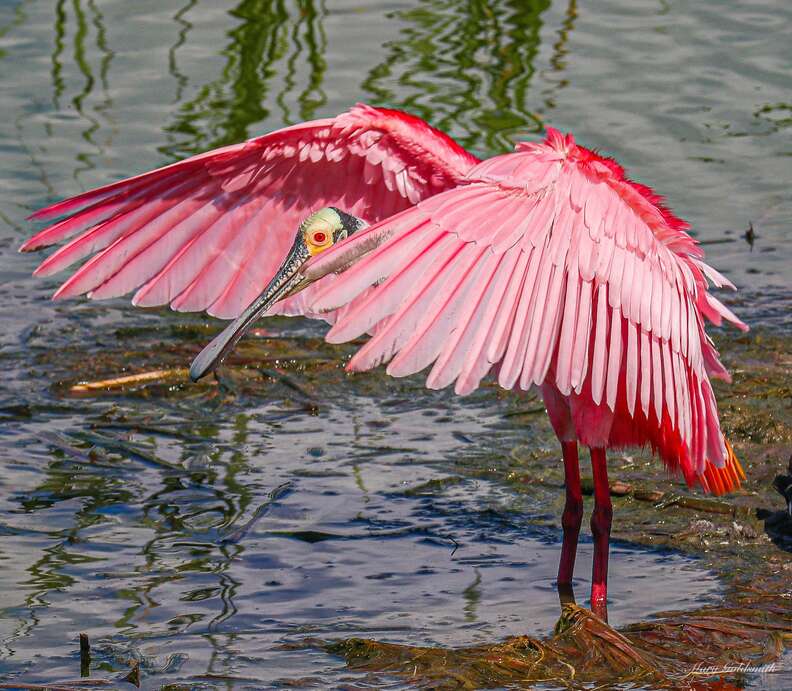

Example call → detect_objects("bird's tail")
699 439 746 496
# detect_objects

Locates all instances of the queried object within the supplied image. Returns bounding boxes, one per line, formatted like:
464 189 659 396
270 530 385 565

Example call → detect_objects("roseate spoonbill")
23 104 747 619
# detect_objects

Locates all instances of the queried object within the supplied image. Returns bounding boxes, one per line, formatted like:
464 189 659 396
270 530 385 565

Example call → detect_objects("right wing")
305 128 748 484
22 104 479 319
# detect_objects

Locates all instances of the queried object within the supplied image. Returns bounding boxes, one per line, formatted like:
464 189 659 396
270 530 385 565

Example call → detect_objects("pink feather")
26 104 478 319
24 106 748 494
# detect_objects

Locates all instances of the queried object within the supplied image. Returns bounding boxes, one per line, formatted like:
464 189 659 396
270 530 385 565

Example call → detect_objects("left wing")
22 104 479 319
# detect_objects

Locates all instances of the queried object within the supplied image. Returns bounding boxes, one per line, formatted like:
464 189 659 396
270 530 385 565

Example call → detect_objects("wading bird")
23 104 747 619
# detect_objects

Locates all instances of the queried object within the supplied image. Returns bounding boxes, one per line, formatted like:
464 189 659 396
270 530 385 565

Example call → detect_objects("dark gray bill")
189 240 309 382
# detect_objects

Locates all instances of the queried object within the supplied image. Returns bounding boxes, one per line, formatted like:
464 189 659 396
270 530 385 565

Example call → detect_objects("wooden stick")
0 683 111 690
79 633 90 678
69 369 188 392
0 685 80 690
580 479 747 516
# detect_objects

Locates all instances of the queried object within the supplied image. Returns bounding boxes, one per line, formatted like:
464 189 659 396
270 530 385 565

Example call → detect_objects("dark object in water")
743 221 756 250
79 633 91 678
124 661 140 687
771 454 792 516
757 455 792 551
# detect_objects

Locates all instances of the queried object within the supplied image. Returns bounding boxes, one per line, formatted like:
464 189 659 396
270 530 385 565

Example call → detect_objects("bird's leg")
557 440 583 605
541 384 582 608
589 447 612 620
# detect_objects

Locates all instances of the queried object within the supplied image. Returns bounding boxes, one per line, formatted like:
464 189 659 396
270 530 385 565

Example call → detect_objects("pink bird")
22 104 748 619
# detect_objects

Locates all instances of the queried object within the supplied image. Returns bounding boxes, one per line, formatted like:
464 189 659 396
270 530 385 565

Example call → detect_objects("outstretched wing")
306 128 747 477
22 104 479 318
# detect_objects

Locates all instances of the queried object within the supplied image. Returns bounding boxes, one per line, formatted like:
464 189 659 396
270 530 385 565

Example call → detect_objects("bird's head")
189 207 365 381
301 206 360 256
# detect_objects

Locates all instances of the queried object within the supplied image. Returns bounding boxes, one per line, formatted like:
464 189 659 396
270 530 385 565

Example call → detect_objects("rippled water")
0 0 789 687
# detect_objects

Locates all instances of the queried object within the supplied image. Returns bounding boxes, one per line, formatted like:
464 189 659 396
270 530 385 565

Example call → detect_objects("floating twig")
45 680 111 687
79 633 90 678
259 367 317 406
503 406 546 418
89 422 208 443
580 479 748 516
0 682 112 690
69 369 188 392
39 432 122 471
71 430 188 474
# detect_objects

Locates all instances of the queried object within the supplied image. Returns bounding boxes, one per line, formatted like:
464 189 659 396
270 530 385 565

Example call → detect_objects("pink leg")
557 441 583 591
589 447 612 620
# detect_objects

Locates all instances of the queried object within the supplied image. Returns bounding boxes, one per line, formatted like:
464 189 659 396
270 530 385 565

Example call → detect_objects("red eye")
312 231 327 244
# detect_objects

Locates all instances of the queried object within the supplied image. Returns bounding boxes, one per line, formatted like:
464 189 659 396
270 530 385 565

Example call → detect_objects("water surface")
0 1 789 687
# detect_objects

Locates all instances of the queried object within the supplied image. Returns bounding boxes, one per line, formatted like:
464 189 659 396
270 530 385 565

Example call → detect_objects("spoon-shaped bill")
189 240 309 382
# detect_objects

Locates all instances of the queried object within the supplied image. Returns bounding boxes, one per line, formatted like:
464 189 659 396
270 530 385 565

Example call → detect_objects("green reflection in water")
24 0 574 176
364 0 550 153
48 0 115 179
169 0 198 104
8 409 264 651
0 0 31 60
531 0 579 116
164 0 330 157
51 0 66 107
162 0 555 157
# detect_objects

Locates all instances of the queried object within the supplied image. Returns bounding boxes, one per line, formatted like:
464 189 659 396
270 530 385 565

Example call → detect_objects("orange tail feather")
700 439 745 496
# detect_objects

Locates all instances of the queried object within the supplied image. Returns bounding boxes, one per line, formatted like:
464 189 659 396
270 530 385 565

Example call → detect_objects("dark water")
0 1 789 688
